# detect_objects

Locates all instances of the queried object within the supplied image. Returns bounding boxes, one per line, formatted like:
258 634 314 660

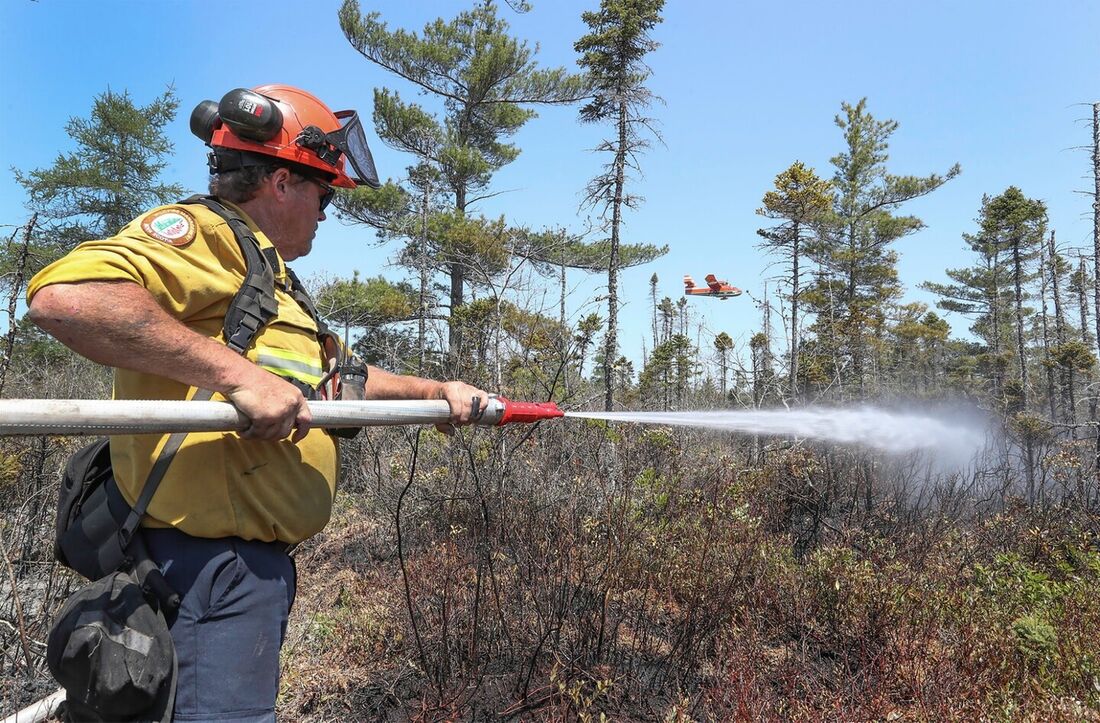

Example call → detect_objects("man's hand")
433 380 491 433
361 365 489 433
226 366 312 443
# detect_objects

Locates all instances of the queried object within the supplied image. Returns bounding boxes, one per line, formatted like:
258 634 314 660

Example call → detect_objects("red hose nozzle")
485 396 565 426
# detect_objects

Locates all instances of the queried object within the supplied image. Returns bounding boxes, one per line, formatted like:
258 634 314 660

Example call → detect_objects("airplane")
683 274 743 300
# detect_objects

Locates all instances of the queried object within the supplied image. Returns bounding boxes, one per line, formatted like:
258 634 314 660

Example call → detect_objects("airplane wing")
705 274 721 291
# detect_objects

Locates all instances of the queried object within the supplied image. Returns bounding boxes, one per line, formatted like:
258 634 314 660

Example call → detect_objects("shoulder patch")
140 208 197 247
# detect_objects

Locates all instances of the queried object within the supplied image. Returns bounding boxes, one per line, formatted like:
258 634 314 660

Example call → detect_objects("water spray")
566 406 989 463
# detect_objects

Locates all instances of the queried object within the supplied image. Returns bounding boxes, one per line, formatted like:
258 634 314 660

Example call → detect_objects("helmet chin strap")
207 148 273 174
208 149 337 186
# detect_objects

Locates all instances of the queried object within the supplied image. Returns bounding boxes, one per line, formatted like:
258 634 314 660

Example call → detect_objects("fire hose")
0 396 564 436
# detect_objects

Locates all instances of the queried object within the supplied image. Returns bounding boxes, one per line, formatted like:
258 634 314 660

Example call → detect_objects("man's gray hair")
209 165 281 204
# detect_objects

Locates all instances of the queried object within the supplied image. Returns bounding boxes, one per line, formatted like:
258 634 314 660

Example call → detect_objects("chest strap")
180 195 284 353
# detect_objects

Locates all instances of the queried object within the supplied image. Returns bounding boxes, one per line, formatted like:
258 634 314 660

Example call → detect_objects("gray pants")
144 528 296 722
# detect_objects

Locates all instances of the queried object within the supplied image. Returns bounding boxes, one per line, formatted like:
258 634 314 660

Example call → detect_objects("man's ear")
269 167 295 202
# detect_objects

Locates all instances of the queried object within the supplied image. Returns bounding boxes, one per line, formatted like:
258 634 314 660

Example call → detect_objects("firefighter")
28 85 486 721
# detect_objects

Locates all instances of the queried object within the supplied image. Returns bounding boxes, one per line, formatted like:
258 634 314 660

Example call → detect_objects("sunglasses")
295 174 335 212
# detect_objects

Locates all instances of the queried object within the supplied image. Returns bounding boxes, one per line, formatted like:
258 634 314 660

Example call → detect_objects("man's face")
274 172 331 261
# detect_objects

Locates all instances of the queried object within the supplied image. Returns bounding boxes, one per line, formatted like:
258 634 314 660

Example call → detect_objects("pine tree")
0 217 38 395
749 332 773 408
650 272 660 349
339 0 589 355
575 0 665 411
639 334 692 410
574 313 603 379
922 195 1017 401
977 186 1047 501
14 86 184 250
757 161 832 401
889 304 949 393
1070 256 1098 428
313 271 418 353
983 187 1047 408
11 86 183 392
1045 232 1071 421
818 99 960 397
657 296 676 343
714 331 733 400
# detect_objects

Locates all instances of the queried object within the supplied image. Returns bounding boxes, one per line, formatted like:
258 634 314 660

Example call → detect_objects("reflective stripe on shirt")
256 347 324 386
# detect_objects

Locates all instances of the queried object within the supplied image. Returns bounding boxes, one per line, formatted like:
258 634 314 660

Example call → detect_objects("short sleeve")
27 205 243 321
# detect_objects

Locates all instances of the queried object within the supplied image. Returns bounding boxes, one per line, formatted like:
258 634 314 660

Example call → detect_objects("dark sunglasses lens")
319 187 334 211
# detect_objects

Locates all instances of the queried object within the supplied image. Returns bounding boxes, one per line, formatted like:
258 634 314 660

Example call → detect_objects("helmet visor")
330 111 380 189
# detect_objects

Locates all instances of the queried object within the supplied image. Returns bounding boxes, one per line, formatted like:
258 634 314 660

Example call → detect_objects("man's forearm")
363 365 444 400
29 280 260 394
363 366 488 427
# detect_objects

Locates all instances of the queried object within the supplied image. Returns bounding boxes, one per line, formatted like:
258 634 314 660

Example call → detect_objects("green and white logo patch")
141 208 197 246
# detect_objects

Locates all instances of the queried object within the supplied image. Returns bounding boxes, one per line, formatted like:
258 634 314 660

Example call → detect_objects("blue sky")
2 0 1099 374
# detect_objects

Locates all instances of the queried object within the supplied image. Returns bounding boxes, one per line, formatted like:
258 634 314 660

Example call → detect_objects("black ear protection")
190 89 284 144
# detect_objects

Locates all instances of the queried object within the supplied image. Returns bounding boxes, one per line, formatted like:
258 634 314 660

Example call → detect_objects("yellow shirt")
27 201 338 544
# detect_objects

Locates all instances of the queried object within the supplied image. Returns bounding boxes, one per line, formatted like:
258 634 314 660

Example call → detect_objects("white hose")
0 398 505 436
2 688 64 723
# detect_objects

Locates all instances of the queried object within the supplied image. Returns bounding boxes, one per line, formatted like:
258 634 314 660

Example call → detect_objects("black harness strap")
181 195 281 354
284 266 332 338
118 387 216 551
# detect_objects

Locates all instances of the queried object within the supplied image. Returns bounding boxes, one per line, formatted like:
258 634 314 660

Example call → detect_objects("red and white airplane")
683 274 743 300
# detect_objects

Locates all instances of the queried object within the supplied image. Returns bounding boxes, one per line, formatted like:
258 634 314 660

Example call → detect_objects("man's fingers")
229 373 314 442
290 407 312 443
238 407 311 442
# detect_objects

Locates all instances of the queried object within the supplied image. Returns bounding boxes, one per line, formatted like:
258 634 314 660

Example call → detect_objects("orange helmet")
190 85 380 189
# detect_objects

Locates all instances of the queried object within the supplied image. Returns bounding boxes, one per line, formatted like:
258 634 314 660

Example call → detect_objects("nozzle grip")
492 397 565 426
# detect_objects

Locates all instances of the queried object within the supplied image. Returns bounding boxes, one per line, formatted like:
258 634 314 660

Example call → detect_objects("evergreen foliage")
14 87 184 251
338 0 590 355
575 0 666 411
314 271 418 351
807 98 960 398
757 162 832 400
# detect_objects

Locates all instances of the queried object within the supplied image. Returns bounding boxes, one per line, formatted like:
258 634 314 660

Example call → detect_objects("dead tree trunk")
559 238 568 397
1040 241 1056 419
790 225 801 400
0 214 37 398
1011 235 1036 502
1091 104 1100 481
603 99 628 412
1049 231 1073 425
417 185 430 375
1079 256 1097 432
1092 104 1100 361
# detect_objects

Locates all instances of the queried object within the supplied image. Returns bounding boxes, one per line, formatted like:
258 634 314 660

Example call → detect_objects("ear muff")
189 100 220 143
217 88 283 142
189 89 284 145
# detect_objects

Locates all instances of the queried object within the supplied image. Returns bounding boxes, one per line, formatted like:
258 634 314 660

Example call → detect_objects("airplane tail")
683 275 695 288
